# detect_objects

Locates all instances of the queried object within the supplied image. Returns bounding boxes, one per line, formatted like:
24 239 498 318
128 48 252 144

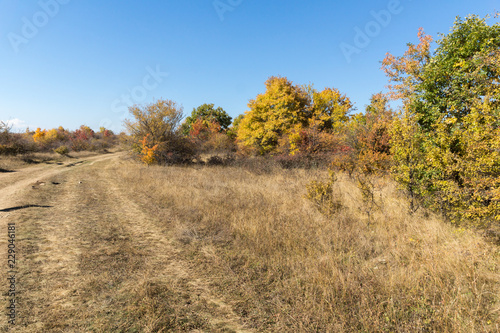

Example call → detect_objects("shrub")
155 135 196 165
0 125 31 156
0 143 26 156
206 155 225 166
0 121 11 145
70 138 90 151
386 16 500 226
124 99 196 165
189 119 236 157
140 135 158 165
305 170 343 215
54 145 69 155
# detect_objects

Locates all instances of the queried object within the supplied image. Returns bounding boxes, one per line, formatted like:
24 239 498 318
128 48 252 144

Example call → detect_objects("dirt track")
0 153 249 332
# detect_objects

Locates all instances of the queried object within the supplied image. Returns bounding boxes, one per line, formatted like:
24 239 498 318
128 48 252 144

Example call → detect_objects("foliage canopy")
386 15 500 225
237 76 353 154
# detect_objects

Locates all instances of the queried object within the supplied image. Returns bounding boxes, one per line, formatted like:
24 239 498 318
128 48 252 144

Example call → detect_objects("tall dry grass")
112 157 500 332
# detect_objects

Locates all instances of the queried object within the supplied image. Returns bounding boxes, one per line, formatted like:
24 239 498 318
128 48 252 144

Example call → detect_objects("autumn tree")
237 76 353 155
181 103 232 135
381 28 432 101
237 76 311 154
125 99 183 144
381 25 431 210
69 125 94 151
340 93 394 175
33 128 47 143
124 99 195 164
386 15 500 224
308 86 352 132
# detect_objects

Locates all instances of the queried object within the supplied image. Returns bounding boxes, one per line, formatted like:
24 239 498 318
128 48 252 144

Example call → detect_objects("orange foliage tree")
140 134 159 165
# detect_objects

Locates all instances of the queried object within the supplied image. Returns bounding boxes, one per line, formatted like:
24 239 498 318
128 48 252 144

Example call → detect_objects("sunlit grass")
111 159 500 332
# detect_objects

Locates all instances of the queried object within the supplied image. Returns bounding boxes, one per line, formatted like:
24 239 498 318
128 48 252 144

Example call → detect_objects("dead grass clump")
112 160 500 332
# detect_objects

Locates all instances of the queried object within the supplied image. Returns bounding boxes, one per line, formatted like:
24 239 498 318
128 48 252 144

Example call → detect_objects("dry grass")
3 152 498 332
111 159 500 332
2 153 247 332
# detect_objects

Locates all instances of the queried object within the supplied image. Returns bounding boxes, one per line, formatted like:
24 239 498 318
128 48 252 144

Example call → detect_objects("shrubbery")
385 15 500 227
0 121 117 157
54 145 70 155
125 99 196 165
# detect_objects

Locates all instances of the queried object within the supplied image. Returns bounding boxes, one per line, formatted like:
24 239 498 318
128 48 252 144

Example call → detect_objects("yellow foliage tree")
237 76 310 154
309 87 352 132
33 127 68 146
237 76 352 155
33 128 47 143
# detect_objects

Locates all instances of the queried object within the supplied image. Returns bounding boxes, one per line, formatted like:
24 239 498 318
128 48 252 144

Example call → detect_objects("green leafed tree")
386 14 500 225
227 114 244 140
181 103 232 135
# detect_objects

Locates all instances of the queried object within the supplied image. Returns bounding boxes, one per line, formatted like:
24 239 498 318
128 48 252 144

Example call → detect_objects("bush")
0 130 33 156
206 155 235 166
70 138 90 151
155 135 197 165
54 145 69 155
0 143 26 156
305 170 343 215
124 99 196 165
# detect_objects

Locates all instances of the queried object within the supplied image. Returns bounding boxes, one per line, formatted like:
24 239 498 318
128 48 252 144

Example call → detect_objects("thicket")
384 15 500 228
0 122 117 156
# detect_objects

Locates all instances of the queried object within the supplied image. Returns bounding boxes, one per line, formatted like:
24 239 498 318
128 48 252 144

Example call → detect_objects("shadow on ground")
0 205 53 212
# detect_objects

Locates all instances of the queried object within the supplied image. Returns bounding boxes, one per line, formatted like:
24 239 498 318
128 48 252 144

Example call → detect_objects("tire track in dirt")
1 153 250 332
0 153 127 331
100 158 252 332
1 153 125 332
0 153 121 210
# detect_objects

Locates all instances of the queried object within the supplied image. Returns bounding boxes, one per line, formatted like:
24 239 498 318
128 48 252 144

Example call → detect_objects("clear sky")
1 0 498 132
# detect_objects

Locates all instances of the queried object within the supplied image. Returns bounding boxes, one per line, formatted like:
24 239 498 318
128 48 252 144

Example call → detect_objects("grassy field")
114 157 500 332
1 153 499 332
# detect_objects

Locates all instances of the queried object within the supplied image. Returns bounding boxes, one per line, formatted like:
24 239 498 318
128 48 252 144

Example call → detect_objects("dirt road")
0 153 249 332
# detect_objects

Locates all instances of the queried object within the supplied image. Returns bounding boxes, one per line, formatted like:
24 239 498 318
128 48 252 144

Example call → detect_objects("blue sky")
0 0 498 132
